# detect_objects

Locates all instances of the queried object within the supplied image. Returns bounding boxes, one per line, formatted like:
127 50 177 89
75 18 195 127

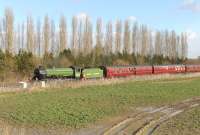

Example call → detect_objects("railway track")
102 97 200 135
0 73 200 93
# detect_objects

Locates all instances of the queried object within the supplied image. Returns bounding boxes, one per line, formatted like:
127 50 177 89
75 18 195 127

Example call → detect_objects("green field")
0 77 200 129
154 106 200 135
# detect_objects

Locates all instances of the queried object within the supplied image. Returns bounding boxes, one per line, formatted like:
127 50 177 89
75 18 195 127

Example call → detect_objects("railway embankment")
0 72 200 93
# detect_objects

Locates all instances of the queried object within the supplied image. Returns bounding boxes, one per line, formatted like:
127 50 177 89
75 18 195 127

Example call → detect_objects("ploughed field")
0 77 200 130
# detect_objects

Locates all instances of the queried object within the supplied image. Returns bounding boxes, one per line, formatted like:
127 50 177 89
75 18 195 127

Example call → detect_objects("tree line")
0 8 188 80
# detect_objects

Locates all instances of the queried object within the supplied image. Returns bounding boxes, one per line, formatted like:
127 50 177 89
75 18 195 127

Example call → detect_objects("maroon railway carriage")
135 66 153 75
105 66 135 78
153 65 169 74
153 65 186 74
186 65 200 72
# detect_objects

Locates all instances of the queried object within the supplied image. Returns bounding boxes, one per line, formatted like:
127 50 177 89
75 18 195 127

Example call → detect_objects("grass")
0 77 200 129
154 107 200 135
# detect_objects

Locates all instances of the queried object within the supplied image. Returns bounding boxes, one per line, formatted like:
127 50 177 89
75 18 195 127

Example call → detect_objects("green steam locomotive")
32 66 104 80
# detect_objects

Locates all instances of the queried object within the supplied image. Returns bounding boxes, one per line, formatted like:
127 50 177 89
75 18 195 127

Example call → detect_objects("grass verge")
0 77 199 129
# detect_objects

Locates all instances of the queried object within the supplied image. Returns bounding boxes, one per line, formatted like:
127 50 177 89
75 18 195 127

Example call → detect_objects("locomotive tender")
32 65 200 81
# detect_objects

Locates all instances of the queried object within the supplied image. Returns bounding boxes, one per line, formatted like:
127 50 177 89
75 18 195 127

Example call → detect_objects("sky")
0 0 199 58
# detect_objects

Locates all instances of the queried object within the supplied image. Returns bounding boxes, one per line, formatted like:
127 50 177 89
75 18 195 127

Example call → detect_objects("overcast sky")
0 0 199 58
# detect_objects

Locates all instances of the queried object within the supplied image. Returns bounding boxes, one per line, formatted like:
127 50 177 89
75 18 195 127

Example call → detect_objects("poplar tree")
170 31 177 60
83 16 93 55
0 22 3 50
123 20 131 54
141 25 148 57
105 21 113 55
132 23 138 55
71 16 78 56
115 20 122 54
43 15 50 54
26 15 34 53
36 20 41 57
164 30 170 58
59 15 67 53
78 19 83 54
4 8 14 53
155 31 162 56
181 32 188 60
21 23 25 51
95 18 103 56
50 20 56 54
16 24 21 53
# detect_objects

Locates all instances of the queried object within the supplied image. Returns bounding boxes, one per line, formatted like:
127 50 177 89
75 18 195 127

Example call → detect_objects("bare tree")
71 16 78 56
26 15 35 53
50 20 56 54
83 16 93 55
16 24 21 53
88 19 93 54
141 25 149 57
21 23 25 51
78 19 83 54
105 21 113 55
43 15 50 54
36 20 41 56
170 31 177 60
132 22 138 55
148 30 153 57
181 32 188 59
164 30 170 58
59 15 67 53
95 18 103 56
0 21 3 50
33 29 37 55
123 20 131 54
55 33 60 56
155 31 162 56
184 33 188 59
115 20 122 54
4 8 14 53
176 35 181 59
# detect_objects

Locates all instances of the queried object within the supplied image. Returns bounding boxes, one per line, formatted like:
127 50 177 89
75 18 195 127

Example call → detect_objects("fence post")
19 82 28 89
41 81 46 88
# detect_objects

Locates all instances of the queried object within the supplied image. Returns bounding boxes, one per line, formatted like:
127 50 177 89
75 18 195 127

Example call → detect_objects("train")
32 64 200 81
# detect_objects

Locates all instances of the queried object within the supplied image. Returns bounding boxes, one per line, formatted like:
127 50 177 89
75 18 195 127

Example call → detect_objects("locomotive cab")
99 66 107 78
70 66 82 79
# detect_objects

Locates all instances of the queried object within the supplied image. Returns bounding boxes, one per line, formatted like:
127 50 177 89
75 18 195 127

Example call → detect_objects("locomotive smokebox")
32 66 47 81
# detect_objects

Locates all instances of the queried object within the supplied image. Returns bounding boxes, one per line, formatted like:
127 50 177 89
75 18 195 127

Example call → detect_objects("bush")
15 50 35 75
113 59 130 66
54 56 72 67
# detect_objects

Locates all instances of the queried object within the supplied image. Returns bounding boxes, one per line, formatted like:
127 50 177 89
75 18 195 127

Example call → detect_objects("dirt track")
102 97 200 135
